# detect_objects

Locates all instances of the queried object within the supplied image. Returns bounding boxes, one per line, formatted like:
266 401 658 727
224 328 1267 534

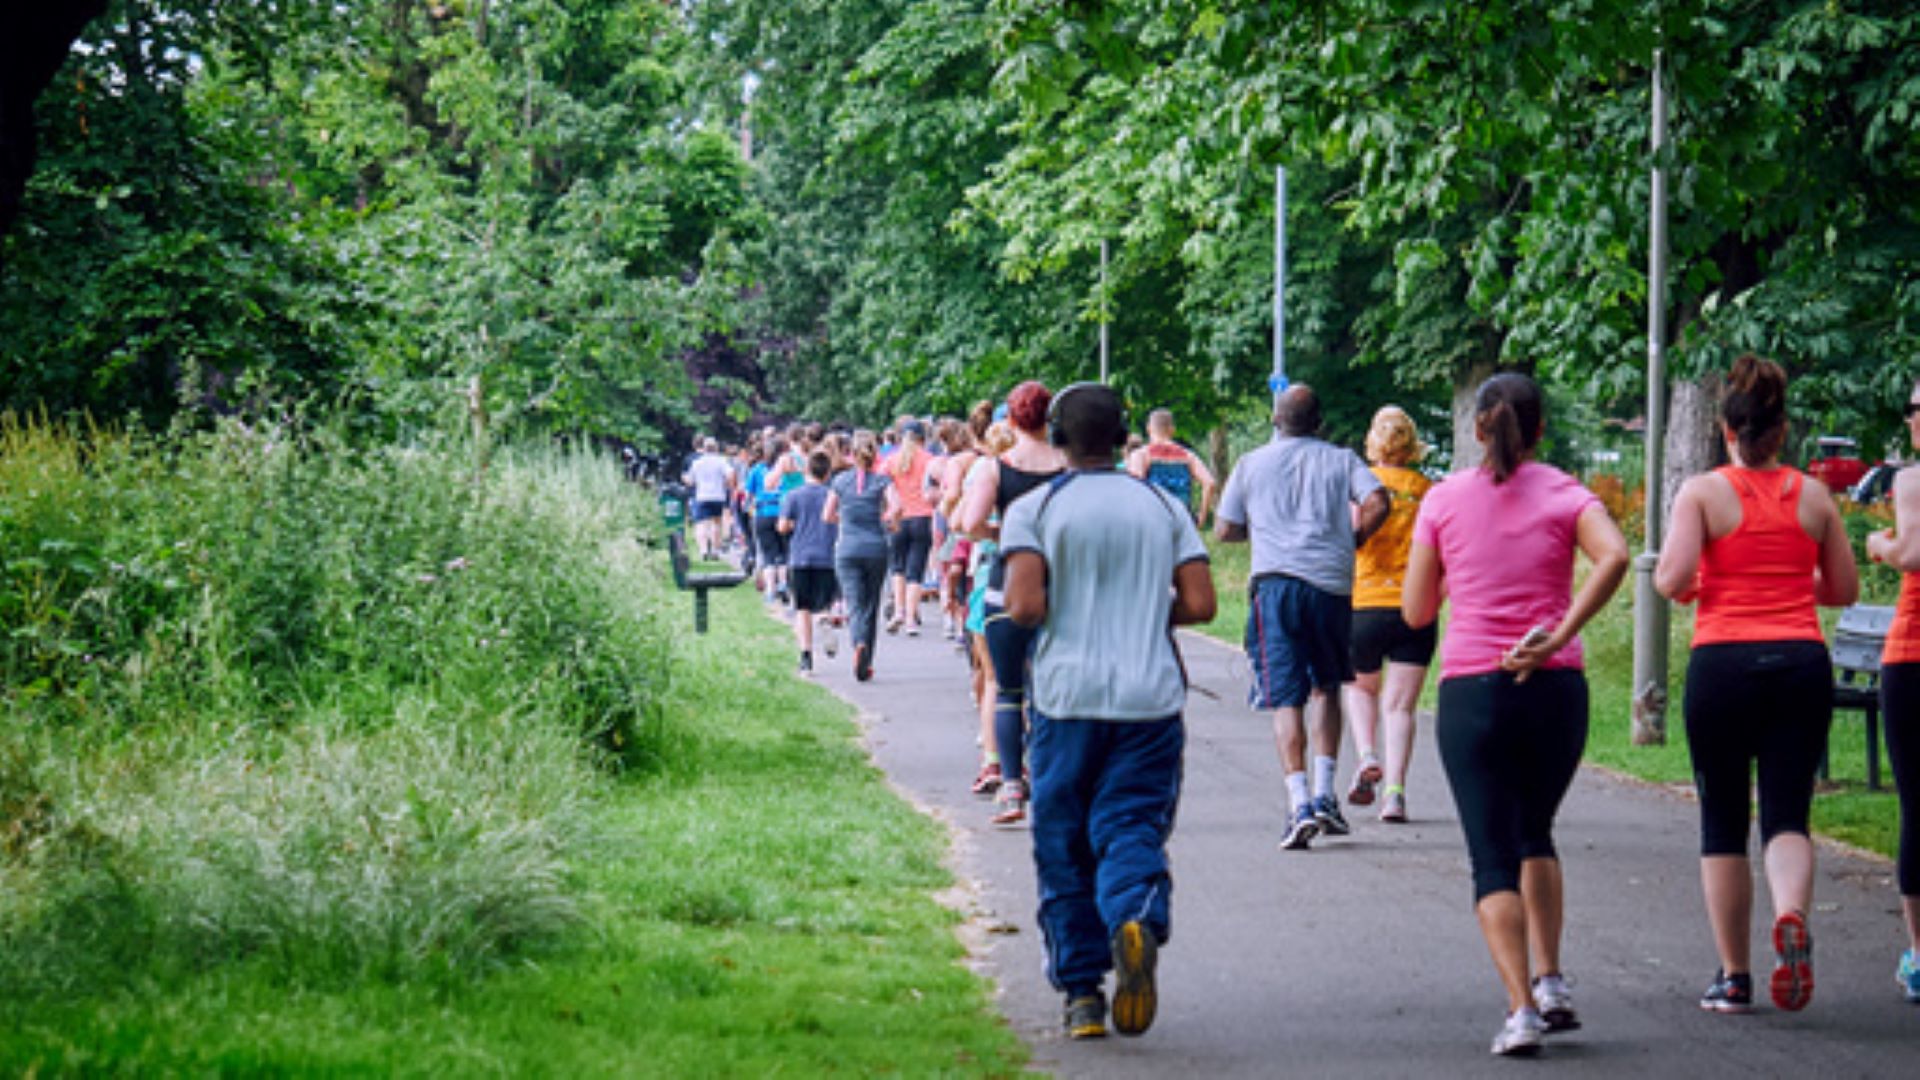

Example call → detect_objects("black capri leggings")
1437 669 1589 902
1683 641 1831 857
1880 663 1920 896
888 515 934 582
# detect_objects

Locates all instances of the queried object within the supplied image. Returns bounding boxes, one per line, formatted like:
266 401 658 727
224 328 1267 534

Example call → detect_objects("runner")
1866 373 1920 1004
885 420 937 636
746 437 790 603
1000 381 1215 1040
779 450 839 675
682 437 734 559
1658 355 1858 1014
1402 372 1629 1056
1215 385 1388 850
1127 408 1217 525
1342 405 1435 823
937 406 990 642
825 432 892 682
962 420 1017 800
957 381 1067 826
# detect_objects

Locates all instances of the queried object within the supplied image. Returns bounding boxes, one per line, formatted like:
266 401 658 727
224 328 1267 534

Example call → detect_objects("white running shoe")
1490 1008 1545 1057
817 616 838 658
1532 973 1580 1032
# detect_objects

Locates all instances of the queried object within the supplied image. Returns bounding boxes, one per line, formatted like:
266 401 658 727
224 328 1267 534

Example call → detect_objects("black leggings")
1683 641 1831 857
1437 670 1589 902
1881 663 1920 896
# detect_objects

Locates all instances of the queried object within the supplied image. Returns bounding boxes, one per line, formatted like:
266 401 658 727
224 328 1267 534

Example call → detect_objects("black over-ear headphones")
1047 381 1131 452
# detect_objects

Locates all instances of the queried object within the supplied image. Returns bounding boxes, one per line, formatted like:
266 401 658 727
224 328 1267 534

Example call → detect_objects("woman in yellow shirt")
1344 406 1436 822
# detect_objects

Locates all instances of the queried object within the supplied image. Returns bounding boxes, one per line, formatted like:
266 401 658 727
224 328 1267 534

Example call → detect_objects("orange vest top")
1352 465 1433 610
1692 467 1822 647
1885 572 1920 665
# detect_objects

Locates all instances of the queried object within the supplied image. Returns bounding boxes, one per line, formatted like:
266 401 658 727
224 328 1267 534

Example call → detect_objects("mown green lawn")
1195 538 1902 861
2 585 1026 1077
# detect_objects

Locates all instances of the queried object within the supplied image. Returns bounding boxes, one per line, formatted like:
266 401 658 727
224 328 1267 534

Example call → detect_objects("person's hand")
1868 527 1894 564
1499 626 1565 684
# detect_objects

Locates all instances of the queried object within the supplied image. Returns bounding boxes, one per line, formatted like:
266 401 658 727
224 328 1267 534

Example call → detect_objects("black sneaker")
853 643 873 682
1700 969 1754 1014
1111 921 1159 1036
798 651 812 675
1064 991 1108 1040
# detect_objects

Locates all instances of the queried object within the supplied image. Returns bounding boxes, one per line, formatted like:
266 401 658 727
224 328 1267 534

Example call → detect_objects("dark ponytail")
1721 354 1789 464
1473 372 1544 485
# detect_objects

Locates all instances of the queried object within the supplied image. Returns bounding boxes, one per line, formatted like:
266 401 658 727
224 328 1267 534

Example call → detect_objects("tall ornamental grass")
0 415 672 992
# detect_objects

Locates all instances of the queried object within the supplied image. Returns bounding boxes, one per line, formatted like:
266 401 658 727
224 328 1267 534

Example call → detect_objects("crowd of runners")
677 361 1920 1056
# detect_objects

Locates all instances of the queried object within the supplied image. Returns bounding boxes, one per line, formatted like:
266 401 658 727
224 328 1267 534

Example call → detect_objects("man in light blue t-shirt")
1002 382 1215 1042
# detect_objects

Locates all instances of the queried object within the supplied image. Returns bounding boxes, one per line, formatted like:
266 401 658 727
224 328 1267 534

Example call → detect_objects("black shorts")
789 566 837 612
691 499 726 523
1350 607 1437 674
888 516 934 582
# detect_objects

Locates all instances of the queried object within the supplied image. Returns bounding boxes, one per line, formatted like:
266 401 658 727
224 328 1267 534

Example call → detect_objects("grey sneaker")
1312 795 1351 836
1490 1007 1545 1056
1064 992 1108 1039
1532 973 1580 1032
1379 789 1408 823
817 616 838 658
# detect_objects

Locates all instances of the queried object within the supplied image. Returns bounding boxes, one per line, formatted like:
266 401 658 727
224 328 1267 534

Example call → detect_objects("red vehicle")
1806 436 1868 493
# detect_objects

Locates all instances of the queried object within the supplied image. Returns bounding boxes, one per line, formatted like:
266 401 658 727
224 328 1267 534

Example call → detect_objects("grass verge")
3 582 1026 1075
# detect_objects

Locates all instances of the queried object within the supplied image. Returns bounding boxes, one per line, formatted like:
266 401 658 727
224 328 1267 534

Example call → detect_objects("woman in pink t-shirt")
1402 373 1630 1057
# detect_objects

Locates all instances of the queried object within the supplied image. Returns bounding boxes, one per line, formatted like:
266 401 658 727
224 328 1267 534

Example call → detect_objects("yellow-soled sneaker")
1110 920 1159 1036
1064 992 1107 1040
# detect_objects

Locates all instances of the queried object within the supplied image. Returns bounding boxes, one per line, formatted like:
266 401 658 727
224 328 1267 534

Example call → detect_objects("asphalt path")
803 604 1915 1078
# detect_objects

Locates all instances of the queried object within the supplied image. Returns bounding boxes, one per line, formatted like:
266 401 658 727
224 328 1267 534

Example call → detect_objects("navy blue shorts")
691 499 726 523
1245 575 1353 709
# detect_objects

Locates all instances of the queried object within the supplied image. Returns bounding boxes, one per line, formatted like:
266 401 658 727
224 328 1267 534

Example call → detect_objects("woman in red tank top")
1864 375 1920 1001
1656 355 1858 1014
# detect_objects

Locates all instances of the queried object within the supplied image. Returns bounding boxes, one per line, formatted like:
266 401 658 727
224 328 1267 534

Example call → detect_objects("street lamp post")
1631 49 1671 745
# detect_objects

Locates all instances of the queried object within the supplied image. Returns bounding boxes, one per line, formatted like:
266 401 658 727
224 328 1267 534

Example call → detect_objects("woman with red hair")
956 381 1067 826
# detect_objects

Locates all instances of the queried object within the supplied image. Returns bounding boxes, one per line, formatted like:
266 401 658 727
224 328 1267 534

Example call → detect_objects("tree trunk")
1450 358 1497 471
1208 425 1230 486
1661 373 1725 522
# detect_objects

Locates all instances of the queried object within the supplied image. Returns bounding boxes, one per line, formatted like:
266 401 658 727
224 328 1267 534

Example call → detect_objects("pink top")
1412 461 1601 679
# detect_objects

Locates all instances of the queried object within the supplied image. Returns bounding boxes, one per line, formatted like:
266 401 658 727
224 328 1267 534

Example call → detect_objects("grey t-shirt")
829 468 892 561
779 483 836 570
1217 435 1381 595
999 470 1209 721
686 453 733 503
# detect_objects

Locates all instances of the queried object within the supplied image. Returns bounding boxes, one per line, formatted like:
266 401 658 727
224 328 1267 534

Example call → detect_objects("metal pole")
1273 166 1287 386
1631 48 1671 745
1099 238 1110 383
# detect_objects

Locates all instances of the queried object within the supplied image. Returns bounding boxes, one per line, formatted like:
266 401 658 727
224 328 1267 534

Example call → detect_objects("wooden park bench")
1829 603 1893 790
667 530 748 634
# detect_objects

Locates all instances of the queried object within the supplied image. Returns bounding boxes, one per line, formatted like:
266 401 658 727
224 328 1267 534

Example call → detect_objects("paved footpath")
809 613 1914 1078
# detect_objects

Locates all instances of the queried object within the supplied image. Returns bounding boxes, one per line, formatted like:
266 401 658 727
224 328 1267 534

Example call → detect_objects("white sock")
1285 771 1311 812
1312 755 1338 800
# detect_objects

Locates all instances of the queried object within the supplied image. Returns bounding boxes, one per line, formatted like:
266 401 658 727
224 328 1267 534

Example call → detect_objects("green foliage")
2 1 764 446
0 416 674 992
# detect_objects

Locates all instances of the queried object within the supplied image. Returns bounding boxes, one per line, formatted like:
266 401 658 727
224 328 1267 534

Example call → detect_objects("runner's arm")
1402 541 1443 629
823 491 841 525
1503 502 1630 680
1169 559 1216 626
1809 477 1859 607
1869 467 1920 572
955 460 998 538
1003 551 1047 628
1654 479 1707 603
1353 488 1389 547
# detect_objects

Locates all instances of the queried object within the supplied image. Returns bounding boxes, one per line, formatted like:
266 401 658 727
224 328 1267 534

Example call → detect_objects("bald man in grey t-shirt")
1217 385 1389 850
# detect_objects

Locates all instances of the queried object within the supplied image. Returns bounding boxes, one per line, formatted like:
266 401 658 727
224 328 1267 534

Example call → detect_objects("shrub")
0 415 672 993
